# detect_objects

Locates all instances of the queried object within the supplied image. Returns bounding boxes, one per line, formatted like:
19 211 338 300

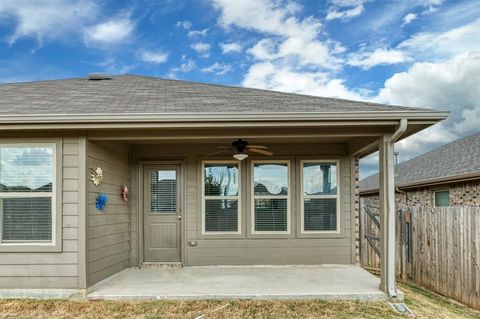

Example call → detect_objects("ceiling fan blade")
249 148 274 156
246 145 269 150
206 150 231 156
217 146 232 149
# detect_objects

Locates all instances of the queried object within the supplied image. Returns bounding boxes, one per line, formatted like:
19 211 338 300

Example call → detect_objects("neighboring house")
360 132 480 207
0 74 447 297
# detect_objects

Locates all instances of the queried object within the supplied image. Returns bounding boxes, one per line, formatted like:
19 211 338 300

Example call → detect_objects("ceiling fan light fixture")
233 152 248 161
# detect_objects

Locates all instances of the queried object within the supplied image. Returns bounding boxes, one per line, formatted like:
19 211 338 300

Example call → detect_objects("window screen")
0 146 54 242
302 162 338 232
434 190 449 207
252 162 289 232
203 163 239 233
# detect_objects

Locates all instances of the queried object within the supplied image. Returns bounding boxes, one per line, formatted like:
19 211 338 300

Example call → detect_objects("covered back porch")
87 120 424 299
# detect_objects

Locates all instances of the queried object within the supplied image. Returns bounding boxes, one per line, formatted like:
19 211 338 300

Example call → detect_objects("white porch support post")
378 119 407 299
378 134 396 297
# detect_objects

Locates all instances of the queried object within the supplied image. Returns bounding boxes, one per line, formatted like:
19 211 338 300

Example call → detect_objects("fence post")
407 207 413 279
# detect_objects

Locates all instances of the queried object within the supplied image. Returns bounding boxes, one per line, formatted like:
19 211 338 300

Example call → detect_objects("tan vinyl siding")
0 137 81 289
86 141 130 286
130 143 356 266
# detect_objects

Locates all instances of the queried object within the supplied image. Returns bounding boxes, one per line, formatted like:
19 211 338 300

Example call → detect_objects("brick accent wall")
446 180 480 206
360 179 480 207
354 155 360 263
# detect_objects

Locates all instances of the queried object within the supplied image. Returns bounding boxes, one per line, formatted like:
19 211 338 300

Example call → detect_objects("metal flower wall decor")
96 193 108 211
90 167 103 186
121 185 129 202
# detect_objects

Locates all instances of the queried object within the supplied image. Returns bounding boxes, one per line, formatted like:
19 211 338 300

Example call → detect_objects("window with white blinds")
203 162 240 233
150 170 177 214
252 161 289 233
302 161 339 233
0 146 55 243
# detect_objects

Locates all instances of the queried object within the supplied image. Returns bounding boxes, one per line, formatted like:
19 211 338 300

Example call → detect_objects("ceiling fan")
207 138 274 160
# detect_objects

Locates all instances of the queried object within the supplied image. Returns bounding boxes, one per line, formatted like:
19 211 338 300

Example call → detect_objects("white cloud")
178 59 196 72
348 48 410 69
188 28 208 37
138 50 168 64
456 107 480 134
0 0 98 45
212 0 320 40
190 42 211 57
422 0 444 14
378 52 480 124
96 56 138 74
220 42 242 54
375 52 480 162
326 0 367 21
243 62 365 100
402 13 417 26
212 0 361 101
176 20 192 30
213 0 344 70
84 16 134 45
201 62 233 75
169 55 197 75
398 19 480 61
247 38 278 60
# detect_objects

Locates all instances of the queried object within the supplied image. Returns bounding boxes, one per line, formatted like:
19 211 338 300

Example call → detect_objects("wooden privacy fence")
360 200 480 310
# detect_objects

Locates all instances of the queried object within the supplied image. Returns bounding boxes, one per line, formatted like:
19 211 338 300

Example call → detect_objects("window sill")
198 232 245 239
0 242 62 253
297 231 346 239
247 232 294 239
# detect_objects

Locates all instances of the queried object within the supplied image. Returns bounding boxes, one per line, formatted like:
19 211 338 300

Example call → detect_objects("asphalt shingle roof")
0 74 430 115
360 132 480 191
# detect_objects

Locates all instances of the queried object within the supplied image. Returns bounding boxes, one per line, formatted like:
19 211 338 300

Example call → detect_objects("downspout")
383 118 408 298
389 118 407 144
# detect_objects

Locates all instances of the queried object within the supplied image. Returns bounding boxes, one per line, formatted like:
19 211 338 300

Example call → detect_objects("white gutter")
0 111 449 124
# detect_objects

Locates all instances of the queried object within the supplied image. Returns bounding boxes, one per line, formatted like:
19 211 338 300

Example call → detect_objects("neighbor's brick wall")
446 180 480 206
360 179 480 207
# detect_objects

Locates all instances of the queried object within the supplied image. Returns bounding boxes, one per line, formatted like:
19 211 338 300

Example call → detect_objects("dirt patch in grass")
0 283 479 319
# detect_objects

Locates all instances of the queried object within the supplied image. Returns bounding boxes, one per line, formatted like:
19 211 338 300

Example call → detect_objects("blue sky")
1 0 479 177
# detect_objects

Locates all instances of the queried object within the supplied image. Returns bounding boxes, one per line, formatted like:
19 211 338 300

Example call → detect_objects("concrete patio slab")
88 265 398 301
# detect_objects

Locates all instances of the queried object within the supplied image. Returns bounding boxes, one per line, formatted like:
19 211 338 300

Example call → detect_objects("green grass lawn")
0 283 478 319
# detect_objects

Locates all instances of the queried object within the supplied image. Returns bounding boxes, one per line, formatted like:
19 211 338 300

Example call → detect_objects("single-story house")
0 74 447 299
360 132 480 207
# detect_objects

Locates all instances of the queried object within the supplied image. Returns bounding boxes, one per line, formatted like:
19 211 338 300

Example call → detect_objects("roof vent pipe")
87 73 111 80
394 152 399 166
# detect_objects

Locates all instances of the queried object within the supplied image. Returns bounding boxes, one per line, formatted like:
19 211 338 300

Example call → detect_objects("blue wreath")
96 193 108 211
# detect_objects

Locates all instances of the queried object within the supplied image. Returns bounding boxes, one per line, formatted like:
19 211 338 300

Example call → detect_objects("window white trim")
300 159 340 234
251 160 291 235
0 142 57 247
201 160 241 235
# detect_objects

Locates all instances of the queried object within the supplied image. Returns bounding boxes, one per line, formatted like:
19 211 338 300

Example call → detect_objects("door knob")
177 215 182 220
